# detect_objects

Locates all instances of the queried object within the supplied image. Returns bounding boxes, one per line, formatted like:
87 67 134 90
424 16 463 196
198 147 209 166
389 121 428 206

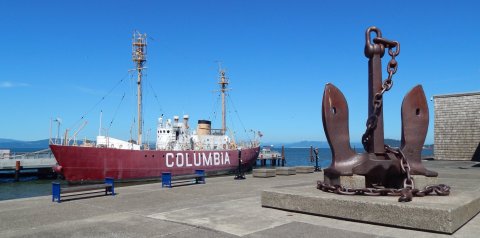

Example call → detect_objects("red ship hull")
50 145 260 182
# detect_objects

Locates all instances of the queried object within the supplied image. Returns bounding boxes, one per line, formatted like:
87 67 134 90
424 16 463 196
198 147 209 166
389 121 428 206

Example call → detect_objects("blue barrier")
52 177 115 203
162 170 206 188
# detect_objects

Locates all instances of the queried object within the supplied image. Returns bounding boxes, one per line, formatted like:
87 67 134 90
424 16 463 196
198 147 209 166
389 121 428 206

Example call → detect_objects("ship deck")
0 160 479 237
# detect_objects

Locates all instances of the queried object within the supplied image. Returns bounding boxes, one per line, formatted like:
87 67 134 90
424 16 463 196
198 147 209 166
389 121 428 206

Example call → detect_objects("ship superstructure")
156 116 235 151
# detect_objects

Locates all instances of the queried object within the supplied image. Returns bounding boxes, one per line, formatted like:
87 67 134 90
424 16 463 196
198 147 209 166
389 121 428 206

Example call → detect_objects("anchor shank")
368 54 385 154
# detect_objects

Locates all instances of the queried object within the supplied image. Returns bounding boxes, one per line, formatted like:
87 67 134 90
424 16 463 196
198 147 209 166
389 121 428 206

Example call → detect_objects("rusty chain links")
318 145 451 202
361 37 400 151
385 145 415 201
317 181 451 201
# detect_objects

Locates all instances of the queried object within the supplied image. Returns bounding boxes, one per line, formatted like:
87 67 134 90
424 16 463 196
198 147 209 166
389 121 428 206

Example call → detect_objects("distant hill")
384 139 401 147
263 139 403 149
0 138 50 150
0 138 160 153
286 141 330 148
262 141 331 148
0 138 19 143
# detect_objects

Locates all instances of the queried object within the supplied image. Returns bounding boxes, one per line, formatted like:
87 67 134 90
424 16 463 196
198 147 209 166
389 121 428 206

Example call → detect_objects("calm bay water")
261 147 434 168
0 147 433 201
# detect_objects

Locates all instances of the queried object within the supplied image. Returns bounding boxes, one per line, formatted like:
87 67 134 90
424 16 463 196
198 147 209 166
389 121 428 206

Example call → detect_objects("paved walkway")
0 160 479 237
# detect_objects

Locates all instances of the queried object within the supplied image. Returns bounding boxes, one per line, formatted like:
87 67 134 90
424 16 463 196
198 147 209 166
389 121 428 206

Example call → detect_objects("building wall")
434 92 480 161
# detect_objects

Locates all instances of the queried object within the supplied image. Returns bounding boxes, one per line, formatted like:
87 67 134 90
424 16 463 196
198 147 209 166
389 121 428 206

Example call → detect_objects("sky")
0 0 479 144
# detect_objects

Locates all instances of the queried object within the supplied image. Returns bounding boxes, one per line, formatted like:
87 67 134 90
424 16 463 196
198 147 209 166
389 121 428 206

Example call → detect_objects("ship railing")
211 129 224 136
235 140 259 149
50 135 96 148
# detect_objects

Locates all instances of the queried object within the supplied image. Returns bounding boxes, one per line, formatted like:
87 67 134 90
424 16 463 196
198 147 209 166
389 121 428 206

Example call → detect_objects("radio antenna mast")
218 64 229 135
132 31 147 146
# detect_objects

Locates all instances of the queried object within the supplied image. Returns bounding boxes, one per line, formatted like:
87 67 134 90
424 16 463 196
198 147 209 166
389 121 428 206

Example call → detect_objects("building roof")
433 91 480 98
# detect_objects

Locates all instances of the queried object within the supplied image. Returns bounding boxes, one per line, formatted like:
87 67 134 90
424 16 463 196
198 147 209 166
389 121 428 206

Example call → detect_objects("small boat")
257 146 282 160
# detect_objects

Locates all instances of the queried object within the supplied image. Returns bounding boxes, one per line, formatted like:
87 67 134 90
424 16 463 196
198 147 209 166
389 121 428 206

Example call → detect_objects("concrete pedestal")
323 175 366 188
295 166 314 173
262 183 480 234
253 169 276 178
276 167 296 176
411 175 438 190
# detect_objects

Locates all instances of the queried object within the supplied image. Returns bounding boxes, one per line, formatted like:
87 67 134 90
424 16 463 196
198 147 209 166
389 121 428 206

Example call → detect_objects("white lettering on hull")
186 154 193 167
194 153 201 166
176 153 184 167
166 153 175 168
203 153 212 166
165 152 232 168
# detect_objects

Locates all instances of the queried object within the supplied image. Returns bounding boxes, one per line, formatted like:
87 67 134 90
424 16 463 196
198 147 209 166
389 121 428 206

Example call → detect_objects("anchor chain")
385 145 416 202
317 181 451 201
361 38 400 151
317 145 451 202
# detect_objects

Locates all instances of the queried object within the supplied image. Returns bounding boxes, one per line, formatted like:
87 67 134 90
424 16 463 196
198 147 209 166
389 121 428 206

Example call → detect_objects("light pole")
53 118 62 144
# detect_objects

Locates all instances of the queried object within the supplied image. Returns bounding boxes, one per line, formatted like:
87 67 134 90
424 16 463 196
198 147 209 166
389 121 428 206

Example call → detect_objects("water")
0 178 54 201
0 147 434 201
257 148 333 168
261 147 434 168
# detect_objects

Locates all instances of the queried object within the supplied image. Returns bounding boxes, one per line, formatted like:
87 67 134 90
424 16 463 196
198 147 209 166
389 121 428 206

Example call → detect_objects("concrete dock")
0 160 479 237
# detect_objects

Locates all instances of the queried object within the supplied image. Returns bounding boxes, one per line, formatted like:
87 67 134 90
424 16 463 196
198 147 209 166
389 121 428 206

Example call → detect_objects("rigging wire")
68 71 130 130
143 71 162 146
227 94 251 141
227 107 236 135
108 92 126 129
209 93 221 122
145 74 164 115
141 69 147 134
129 71 137 137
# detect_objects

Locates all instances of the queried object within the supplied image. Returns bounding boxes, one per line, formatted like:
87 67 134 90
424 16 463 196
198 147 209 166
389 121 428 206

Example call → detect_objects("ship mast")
218 68 229 135
132 32 147 146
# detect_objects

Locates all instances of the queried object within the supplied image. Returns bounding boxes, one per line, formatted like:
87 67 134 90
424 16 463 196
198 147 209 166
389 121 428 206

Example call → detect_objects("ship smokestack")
197 120 211 135
183 115 189 129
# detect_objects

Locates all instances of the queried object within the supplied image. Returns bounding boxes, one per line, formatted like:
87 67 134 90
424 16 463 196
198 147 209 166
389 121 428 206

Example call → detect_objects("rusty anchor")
318 27 449 201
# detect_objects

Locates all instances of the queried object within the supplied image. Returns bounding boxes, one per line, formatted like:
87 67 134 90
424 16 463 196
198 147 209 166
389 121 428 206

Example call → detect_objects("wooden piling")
310 146 314 162
14 161 21 182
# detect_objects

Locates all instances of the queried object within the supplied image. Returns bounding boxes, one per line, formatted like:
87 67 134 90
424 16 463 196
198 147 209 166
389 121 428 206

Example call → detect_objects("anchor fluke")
322 83 357 176
401 85 438 177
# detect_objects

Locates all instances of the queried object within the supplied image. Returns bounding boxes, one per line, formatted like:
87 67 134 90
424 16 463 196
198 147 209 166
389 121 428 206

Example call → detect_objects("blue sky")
0 0 479 144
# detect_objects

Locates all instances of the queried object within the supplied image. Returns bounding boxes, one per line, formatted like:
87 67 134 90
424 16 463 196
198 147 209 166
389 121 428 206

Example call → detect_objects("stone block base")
295 166 314 173
262 184 480 234
323 175 366 188
253 169 276 178
276 167 296 176
412 175 438 190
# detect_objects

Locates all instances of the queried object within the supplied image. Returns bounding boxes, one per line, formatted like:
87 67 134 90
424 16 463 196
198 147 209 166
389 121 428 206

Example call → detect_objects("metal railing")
2 149 53 160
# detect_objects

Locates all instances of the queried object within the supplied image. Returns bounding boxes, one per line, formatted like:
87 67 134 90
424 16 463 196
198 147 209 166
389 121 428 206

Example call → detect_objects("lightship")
50 32 260 182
